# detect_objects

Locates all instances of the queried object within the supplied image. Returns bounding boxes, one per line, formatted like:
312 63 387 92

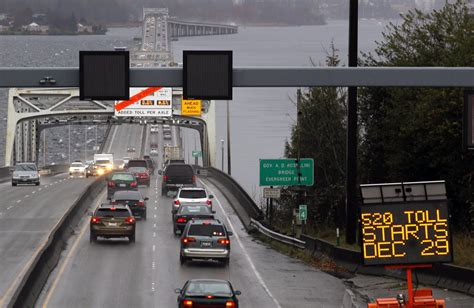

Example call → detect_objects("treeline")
281 1 474 233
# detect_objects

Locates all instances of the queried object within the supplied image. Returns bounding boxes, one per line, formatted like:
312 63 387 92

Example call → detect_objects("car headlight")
97 169 104 175
69 167 74 172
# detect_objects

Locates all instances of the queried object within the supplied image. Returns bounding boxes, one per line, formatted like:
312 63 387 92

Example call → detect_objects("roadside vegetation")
269 0 474 268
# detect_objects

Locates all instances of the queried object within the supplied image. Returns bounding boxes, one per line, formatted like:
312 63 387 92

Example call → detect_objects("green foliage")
359 0 474 231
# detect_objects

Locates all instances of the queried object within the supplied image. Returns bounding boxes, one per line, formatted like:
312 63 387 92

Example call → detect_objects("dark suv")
160 164 195 196
107 172 138 199
172 203 215 235
111 190 149 220
90 204 136 243
180 219 232 266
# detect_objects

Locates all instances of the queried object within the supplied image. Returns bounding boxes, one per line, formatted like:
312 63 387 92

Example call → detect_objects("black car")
111 190 149 220
107 172 138 199
159 164 195 196
90 204 136 243
175 279 241 308
172 203 215 235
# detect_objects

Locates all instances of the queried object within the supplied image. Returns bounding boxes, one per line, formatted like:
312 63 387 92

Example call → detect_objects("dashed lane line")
16 200 21 203
199 179 282 308
7 206 13 210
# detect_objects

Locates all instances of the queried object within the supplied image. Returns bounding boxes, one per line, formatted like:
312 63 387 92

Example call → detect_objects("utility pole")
296 89 305 235
226 100 231 175
346 0 359 245
68 125 71 164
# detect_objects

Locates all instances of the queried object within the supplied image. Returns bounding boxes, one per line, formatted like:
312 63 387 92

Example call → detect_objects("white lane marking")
41 190 106 308
153 232 156 237
153 223 156 228
152 261 155 269
25 195 29 198
154 200 158 203
32 191 36 194
199 180 282 308
0 212 3 216
154 206 157 210
152 245 156 252
7 205 13 210
38 188 42 191
154 214 157 218
106 125 118 153
151 282 155 292
16 200 21 203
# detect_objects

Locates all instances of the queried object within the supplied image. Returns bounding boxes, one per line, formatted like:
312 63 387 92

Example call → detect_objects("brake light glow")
206 199 212 206
183 300 193 307
163 175 169 182
91 217 100 223
225 301 235 307
107 181 115 187
138 200 145 206
125 217 135 224
218 238 230 245
130 181 137 187
182 237 196 244
176 217 186 223
206 295 213 299
174 200 180 205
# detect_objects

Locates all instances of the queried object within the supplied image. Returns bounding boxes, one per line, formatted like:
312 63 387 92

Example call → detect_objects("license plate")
119 184 126 187
201 241 212 247
22 179 28 181
108 222 117 226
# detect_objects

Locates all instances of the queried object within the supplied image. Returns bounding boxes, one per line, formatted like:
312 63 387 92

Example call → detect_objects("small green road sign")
259 158 314 186
192 150 202 157
299 204 307 221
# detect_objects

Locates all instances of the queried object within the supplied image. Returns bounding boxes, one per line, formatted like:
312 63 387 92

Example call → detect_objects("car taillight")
107 181 115 187
206 199 212 206
130 181 137 187
182 237 196 244
163 175 169 182
206 295 213 299
183 300 193 307
192 175 196 183
125 216 135 224
176 217 186 223
91 217 101 223
218 238 230 245
174 200 180 205
138 200 145 206
225 301 235 307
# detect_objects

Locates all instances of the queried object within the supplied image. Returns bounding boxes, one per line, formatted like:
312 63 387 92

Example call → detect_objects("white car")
69 162 86 177
11 163 40 186
150 125 159 133
173 187 213 211
150 148 159 156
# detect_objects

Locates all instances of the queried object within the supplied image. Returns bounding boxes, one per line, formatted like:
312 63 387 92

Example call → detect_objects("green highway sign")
259 158 314 186
299 204 307 221
192 151 202 157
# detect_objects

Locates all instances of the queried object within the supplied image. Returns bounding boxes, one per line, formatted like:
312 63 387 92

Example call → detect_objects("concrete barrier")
8 176 105 308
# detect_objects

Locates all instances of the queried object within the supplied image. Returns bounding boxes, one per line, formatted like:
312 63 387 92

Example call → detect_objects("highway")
36 124 348 308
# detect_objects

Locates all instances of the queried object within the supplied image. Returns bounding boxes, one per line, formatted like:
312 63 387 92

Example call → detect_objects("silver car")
173 187 213 211
11 163 40 186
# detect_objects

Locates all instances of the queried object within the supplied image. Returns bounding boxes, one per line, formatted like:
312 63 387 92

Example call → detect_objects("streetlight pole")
68 125 71 164
43 129 46 167
226 100 231 175
84 127 87 162
220 139 224 171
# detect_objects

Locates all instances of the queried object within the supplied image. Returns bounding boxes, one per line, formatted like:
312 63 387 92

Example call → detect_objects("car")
89 203 136 243
113 159 125 170
150 125 159 133
159 164 196 196
85 163 105 177
123 157 131 165
180 219 232 266
106 171 138 199
11 162 40 186
144 157 155 174
173 187 214 211
164 132 172 140
127 146 136 153
128 166 151 187
175 279 241 308
172 203 215 235
163 124 171 132
150 148 159 156
111 190 149 220
69 161 86 177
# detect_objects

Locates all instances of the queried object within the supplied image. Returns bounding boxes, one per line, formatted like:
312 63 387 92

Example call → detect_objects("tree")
359 0 474 231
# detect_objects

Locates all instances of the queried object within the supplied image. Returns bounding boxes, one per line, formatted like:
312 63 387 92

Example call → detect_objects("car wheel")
90 232 97 243
143 211 147 220
12 182 17 186
222 257 230 267
35 181 40 186
173 226 178 235
179 254 187 265
129 234 136 243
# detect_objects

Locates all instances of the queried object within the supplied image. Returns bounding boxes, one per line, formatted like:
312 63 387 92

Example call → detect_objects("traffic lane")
38 179 157 308
199 178 348 308
0 175 96 304
0 173 71 215
108 124 143 159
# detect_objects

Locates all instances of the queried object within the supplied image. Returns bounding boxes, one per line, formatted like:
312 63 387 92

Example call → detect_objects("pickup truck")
159 164 195 195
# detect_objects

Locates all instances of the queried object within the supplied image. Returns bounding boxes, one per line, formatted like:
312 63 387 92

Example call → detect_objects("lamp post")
68 125 71 164
220 139 224 171
226 100 231 175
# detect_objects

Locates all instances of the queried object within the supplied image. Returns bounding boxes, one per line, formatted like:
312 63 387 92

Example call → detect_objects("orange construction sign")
115 87 162 112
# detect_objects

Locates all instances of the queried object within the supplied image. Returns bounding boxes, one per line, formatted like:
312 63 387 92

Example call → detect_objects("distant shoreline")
0 30 107 36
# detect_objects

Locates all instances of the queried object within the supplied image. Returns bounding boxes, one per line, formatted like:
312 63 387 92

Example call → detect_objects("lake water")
0 19 393 198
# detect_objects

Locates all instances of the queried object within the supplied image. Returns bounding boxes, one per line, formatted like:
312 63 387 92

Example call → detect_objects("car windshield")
179 205 211 215
111 173 135 181
179 190 206 199
113 191 141 200
96 209 130 217
71 163 83 167
129 167 147 173
15 164 37 171
96 160 110 164
165 165 194 176
188 225 225 237
185 281 232 296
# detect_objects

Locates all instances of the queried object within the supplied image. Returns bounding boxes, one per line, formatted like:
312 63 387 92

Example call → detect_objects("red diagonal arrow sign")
115 87 163 112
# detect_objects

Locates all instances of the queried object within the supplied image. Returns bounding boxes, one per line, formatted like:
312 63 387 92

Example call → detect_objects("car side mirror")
227 231 233 236
158 170 163 175
209 195 214 199
174 288 181 294
144 197 149 201
234 290 242 296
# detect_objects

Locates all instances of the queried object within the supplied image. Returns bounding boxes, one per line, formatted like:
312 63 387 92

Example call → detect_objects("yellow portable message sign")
182 99 201 116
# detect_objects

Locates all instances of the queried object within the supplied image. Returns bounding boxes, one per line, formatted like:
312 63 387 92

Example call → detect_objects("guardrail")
250 218 305 249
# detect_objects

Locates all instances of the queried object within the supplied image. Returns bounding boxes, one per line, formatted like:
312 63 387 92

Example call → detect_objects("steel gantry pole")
346 0 359 245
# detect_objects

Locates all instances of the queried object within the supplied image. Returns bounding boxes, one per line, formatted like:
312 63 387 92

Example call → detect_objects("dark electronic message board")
360 201 452 266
